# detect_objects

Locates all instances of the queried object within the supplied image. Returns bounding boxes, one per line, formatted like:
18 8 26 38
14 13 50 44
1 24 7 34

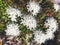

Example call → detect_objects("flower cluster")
21 15 37 30
34 17 58 44
45 17 58 33
54 3 60 12
6 7 22 21
2 0 59 45
52 0 60 12
5 24 21 36
52 0 60 3
27 1 41 16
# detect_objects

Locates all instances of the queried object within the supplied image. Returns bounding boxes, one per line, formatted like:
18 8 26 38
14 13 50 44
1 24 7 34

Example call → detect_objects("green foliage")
0 0 9 31
19 24 32 34
56 15 60 19
39 0 42 3
0 23 6 31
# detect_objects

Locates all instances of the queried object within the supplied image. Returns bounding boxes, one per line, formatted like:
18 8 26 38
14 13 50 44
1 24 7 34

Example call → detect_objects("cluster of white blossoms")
34 30 54 44
52 0 60 3
54 4 60 12
45 17 58 33
34 17 58 44
21 15 37 30
6 7 22 21
27 1 40 16
52 0 60 12
4 1 59 44
5 24 21 36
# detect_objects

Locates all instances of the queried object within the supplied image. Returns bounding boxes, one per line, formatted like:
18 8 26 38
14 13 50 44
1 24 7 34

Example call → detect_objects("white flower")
6 7 22 21
44 17 58 33
52 0 60 3
34 17 58 44
34 30 54 44
27 1 40 16
5 24 21 36
54 3 60 12
21 15 37 30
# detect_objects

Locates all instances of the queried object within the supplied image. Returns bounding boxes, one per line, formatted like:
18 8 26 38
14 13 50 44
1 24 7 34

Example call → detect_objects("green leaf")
41 15 46 19
56 15 60 19
39 0 42 3
0 23 6 31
